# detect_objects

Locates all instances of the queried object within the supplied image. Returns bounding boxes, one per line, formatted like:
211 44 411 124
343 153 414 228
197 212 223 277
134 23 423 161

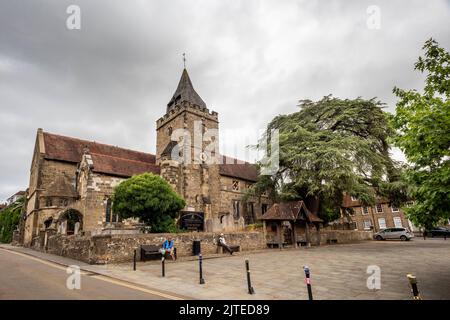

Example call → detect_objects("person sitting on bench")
160 237 176 260
218 233 233 255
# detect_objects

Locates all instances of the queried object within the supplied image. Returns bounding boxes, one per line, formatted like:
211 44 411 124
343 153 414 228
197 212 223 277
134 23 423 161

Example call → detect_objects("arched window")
167 126 173 136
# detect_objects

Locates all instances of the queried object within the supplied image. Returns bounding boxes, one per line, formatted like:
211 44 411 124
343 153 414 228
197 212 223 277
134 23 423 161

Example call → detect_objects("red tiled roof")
42 131 158 178
219 155 258 182
260 201 323 223
90 153 160 177
43 132 156 164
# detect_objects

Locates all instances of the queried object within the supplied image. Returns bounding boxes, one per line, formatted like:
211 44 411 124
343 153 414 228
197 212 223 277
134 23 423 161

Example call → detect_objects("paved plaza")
2 238 450 300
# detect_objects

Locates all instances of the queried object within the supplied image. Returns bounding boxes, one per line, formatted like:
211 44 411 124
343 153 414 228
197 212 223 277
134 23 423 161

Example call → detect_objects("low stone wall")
311 230 373 245
46 231 265 264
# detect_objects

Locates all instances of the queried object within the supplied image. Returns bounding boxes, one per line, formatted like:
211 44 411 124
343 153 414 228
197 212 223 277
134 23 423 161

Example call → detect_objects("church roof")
42 131 158 178
167 68 207 110
90 153 160 177
219 155 259 182
43 132 156 164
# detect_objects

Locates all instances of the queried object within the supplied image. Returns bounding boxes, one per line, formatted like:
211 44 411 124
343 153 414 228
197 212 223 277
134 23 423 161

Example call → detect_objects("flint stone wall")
46 231 265 264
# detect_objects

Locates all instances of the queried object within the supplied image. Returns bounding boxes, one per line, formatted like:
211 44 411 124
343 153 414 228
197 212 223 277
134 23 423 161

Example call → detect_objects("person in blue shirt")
161 237 176 260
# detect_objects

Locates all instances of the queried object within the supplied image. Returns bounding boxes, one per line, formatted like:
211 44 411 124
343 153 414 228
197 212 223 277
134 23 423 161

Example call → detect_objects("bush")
0 198 24 243
112 173 186 233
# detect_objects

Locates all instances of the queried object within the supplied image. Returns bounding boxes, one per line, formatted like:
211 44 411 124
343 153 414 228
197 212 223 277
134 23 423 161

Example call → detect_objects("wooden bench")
217 244 240 254
140 244 177 261
266 242 289 248
296 240 308 247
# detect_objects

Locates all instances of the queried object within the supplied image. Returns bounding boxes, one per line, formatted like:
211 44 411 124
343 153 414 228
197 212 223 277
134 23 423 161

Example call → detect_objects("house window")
232 200 240 219
391 206 399 213
351 196 358 201
362 207 369 215
261 203 268 214
375 204 383 213
363 220 372 230
393 217 403 228
46 198 53 207
167 126 173 136
378 218 386 229
232 180 239 191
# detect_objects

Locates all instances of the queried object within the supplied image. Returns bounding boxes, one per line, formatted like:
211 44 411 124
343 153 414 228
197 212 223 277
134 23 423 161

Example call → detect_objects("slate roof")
167 68 207 110
42 131 158 178
260 201 323 223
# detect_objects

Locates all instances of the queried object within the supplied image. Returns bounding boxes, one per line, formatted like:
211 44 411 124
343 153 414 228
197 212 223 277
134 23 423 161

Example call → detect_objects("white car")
374 227 414 241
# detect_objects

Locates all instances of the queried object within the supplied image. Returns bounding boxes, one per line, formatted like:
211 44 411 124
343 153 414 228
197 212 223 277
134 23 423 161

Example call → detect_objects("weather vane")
183 52 186 69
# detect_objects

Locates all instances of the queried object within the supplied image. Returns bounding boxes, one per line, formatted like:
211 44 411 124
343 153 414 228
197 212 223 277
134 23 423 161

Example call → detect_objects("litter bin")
193 240 201 255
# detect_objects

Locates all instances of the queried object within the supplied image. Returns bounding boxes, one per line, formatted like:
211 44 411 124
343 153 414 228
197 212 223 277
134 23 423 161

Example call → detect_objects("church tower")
156 68 221 231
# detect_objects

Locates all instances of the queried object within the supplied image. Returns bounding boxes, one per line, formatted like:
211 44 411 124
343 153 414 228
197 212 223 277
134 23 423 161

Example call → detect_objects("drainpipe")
371 207 378 233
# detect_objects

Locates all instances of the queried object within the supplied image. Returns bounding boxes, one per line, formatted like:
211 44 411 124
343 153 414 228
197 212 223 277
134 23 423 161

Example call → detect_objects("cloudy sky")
1 0 449 201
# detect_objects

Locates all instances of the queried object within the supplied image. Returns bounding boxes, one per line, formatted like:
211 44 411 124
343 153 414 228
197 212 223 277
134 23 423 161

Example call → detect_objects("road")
0 248 180 300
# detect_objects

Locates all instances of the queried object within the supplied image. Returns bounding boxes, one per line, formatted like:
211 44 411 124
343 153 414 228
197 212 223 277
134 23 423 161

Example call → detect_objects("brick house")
341 194 411 232
21 68 270 246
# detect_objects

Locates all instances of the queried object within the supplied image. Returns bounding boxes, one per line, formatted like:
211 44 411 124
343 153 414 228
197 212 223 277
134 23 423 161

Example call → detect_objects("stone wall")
311 230 373 245
264 221 373 246
45 231 265 264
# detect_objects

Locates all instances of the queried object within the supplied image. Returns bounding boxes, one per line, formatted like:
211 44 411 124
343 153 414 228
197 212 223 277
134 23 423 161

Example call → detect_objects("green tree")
391 38 450 228
0 198 24 243
253 95 401 222
112 173 186 233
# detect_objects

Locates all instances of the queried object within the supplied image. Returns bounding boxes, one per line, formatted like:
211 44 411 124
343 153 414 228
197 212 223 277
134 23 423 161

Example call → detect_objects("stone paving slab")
2 238 450 300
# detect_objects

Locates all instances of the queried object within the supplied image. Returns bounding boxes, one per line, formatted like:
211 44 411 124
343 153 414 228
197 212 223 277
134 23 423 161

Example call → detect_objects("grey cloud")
1 0 449 200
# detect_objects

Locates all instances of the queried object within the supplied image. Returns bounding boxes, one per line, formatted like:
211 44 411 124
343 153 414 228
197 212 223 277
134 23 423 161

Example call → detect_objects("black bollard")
245 259 255 294
303 266 313 300
407 274 421 300
161 255 165 277
199 254 205 284
133 249 136 271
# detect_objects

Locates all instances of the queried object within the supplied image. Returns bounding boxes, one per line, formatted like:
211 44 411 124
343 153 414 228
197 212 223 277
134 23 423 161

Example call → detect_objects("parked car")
426 227 450 238
374 228 414 241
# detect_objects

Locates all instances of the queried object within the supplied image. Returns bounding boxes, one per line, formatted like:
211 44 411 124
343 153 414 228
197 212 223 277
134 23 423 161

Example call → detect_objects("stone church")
21 69 271 246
